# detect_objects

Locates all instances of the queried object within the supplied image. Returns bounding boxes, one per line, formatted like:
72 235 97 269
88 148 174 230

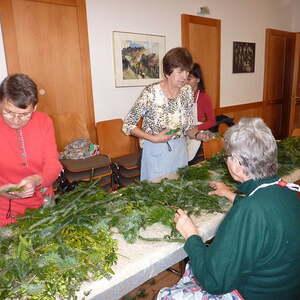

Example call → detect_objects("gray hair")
224 117 278 179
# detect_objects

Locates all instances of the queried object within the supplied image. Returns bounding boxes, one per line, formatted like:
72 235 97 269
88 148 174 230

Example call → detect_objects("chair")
291 128 300 137
50 112 91 152
51 112 113 192
96 119 140 186
218 123 230 135
203 137 224 160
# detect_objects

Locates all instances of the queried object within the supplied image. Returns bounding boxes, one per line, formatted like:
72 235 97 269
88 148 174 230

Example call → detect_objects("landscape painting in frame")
233 41 255 73
113 31 165 87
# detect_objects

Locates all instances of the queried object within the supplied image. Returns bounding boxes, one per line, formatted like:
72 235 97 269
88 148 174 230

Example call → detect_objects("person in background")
0 74 62 226
123 48 211 181
187 63 216 163
157 117 300 300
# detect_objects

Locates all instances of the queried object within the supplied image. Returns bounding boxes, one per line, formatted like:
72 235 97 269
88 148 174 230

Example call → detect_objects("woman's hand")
0 184 22 199
195 130 214 142
15 175 42 198
186 128 214 142
150 129 174 143
174 209 199 240
208 181 236 202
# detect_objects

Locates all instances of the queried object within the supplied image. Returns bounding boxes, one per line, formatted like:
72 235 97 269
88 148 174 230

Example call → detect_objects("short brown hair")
163 47 193 76
0 74 38 109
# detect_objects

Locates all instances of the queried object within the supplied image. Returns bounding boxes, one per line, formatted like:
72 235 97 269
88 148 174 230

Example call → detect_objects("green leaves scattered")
0 182 118 300
277 137 300 176
3 185 25 193
1 138 296 299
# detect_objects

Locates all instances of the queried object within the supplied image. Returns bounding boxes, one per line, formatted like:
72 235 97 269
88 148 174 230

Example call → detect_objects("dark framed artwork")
232 41 255 73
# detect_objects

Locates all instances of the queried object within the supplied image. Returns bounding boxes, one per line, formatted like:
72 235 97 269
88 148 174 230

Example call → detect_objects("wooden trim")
76 0 96 143
289 33 300 134
181 14 220 35
0 0 20 73
216 101 262 114
181 14 221 110
262 29 270 103
263 28 295 104
27 0 76 6
265 28 295 38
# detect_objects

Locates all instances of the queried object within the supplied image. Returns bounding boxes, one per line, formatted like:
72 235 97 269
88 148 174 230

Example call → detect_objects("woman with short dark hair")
123 48 211 181
157 118 300 300
0 74 61 226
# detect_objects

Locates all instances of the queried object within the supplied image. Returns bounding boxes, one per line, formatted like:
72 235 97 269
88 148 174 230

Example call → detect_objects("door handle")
39 89 46 95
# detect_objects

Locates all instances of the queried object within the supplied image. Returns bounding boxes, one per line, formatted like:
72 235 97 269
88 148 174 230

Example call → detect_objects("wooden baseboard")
215 101 263 123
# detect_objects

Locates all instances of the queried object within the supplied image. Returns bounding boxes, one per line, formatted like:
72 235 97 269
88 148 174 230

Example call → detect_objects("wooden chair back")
291 128 300 137
96 119 139 159
218 123 230 135
203 137 224 159
50 112 90 151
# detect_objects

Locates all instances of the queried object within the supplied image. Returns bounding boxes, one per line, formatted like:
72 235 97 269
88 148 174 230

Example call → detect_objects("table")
76 170 300 300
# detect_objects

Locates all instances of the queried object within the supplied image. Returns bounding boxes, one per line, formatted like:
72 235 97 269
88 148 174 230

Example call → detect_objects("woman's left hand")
195 130 214 142
174 209 199 240
15 175 42 198
208 181 236 202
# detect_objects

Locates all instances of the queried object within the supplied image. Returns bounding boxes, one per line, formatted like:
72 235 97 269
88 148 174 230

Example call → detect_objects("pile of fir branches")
1 137 298 299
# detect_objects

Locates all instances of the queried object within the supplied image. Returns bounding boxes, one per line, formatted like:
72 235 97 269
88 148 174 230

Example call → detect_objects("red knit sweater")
196 91 216 130
0 111 62 226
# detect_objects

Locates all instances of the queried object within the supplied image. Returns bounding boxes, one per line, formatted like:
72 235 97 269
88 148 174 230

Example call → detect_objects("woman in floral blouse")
123 47 210 181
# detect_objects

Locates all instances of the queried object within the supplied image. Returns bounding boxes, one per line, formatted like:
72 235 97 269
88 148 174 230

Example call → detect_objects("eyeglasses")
2 109 33 120
223 153 242 165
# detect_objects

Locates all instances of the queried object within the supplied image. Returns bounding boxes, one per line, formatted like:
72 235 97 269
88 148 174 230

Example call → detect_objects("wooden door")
289 33 300 133
263 29 295 138
0 0 95 150
181 14 221 109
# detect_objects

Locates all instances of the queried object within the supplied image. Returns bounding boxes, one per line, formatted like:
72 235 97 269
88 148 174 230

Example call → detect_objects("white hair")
224 118 278 179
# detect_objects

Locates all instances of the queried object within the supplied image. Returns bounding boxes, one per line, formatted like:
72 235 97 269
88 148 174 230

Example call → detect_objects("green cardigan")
184 176 300 300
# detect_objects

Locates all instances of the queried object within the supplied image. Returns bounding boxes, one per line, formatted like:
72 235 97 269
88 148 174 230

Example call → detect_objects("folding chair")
96 119 140 187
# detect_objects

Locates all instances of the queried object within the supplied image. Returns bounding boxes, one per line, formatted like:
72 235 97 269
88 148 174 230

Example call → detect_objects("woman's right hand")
150 129 174 143
174 209 199 240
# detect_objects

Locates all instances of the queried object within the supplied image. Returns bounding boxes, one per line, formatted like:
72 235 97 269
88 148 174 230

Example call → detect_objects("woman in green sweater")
157 117 300 300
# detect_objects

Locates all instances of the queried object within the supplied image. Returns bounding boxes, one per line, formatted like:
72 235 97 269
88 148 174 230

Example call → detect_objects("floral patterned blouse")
123 82 194 137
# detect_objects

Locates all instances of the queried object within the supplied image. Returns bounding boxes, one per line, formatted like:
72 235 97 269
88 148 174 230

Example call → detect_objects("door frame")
263 28 296 138
289 33 300 135
181 14 221 110
0 0 96 142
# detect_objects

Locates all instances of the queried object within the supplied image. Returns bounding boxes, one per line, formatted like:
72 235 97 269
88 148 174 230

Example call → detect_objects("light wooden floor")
120 262 183 300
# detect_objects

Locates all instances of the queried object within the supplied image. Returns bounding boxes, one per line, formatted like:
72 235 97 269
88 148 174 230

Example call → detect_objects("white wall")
0 1 297 120
86 0 296 122
291 0 300 31
0 25 8 82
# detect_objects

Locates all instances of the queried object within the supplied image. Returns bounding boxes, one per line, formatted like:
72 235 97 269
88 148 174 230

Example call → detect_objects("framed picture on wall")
232 41 255 73
113 31 165 87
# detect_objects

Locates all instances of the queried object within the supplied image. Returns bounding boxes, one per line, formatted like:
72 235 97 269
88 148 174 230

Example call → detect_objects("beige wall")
291 0 300 31
86 0 298 122
0 0 298 120
0 25 7 81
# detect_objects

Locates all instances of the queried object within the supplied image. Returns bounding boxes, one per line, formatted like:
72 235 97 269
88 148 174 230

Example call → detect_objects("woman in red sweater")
187 63 216 163
0 74 61 226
